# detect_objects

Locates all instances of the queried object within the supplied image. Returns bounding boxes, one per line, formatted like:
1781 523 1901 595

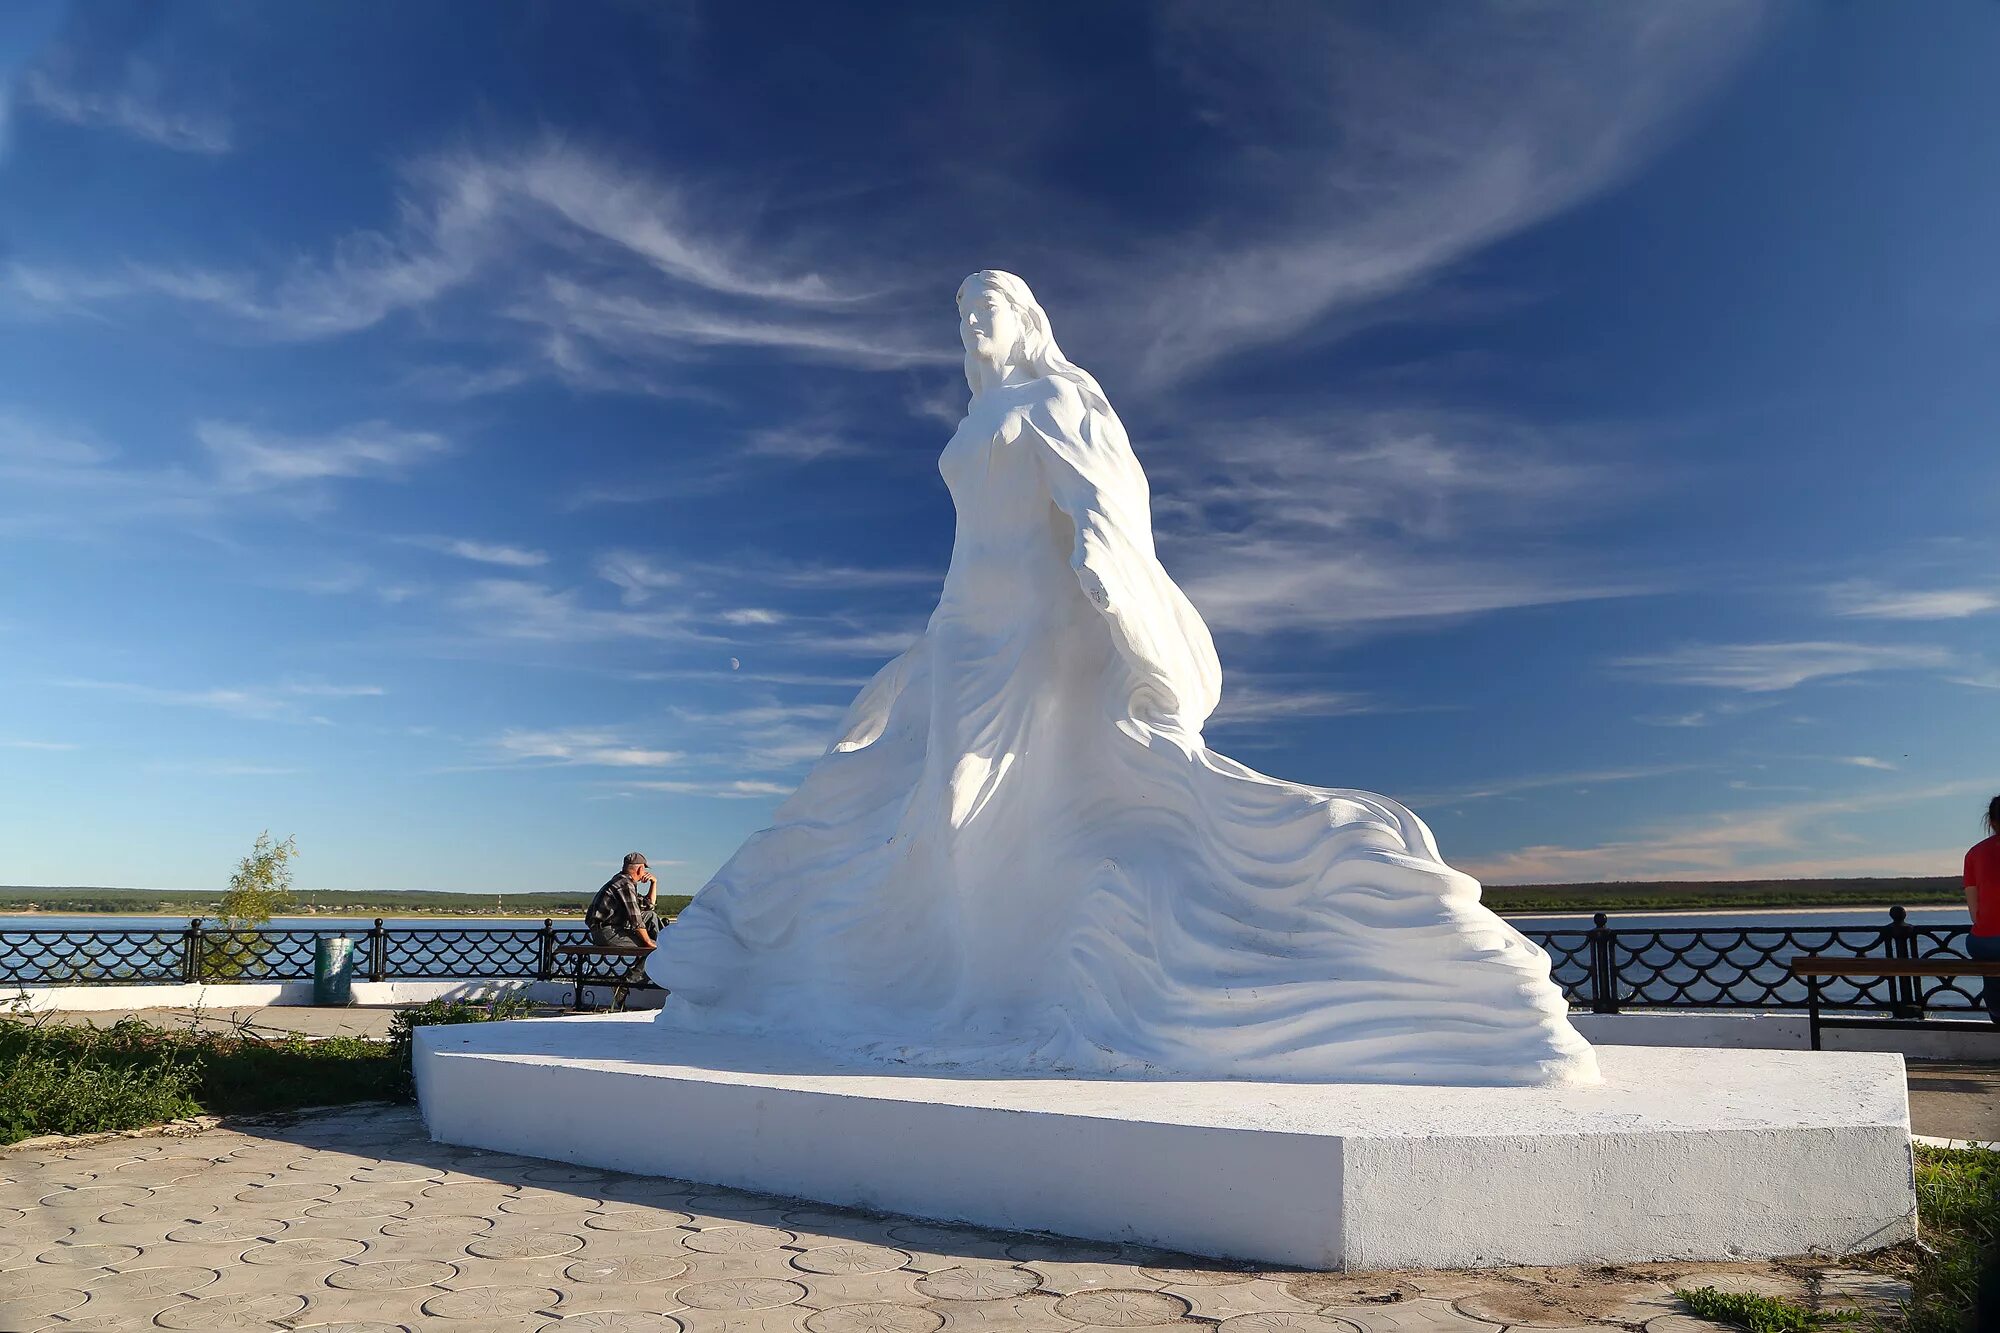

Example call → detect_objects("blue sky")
2 1 1996 894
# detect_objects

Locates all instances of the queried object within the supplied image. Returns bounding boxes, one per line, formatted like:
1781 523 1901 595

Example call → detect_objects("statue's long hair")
957 271 1110 417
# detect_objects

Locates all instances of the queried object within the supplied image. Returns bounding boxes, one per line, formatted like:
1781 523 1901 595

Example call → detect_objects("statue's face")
959 283 1022 367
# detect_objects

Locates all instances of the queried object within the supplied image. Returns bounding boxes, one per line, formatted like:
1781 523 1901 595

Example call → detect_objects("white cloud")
20 66 231 154
1207 683 1378 727
491 728 680 769
626 778 795 799
1406 765 1702 807
448 579 698 643
1834 755 1898 772
596 552 682 605
1459 778 1994 884
719 608 785 627
1120 2 1767 381
1827 581 2000 620
1148 409 1648 638
0 739 77 751
197 420 450 490
1609 641 1958 692
407 536 549 568
55 679 384 721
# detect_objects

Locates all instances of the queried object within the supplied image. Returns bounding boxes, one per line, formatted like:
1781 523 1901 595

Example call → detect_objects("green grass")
1675 1287 1850 1333
0 988 557 1145
0 1012 401 1144
1899 1144 2000 1333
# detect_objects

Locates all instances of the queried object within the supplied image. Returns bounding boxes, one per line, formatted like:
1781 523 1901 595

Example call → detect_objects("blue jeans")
1970 934 2000 1022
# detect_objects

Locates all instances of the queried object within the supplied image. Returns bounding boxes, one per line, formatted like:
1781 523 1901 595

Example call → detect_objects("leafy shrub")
0 1015 203 1143
1674 1287 1844 1333
385 987 538 1099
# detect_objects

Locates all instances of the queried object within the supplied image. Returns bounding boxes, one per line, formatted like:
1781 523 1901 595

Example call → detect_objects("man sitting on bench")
586 852 660 979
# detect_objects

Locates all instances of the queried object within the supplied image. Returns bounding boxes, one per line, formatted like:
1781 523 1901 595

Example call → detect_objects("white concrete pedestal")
414 1015 1915 1270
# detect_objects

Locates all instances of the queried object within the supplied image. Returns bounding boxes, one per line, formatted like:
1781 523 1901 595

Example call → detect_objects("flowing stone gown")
653 358 1598 1087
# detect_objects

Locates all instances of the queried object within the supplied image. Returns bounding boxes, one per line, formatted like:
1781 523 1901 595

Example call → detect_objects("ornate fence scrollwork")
0 908 1977 1012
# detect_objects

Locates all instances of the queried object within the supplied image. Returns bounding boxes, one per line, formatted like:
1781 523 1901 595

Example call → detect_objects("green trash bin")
313 935 355 1006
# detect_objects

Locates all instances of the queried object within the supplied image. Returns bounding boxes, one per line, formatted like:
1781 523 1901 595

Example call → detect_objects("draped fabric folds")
652 372 1597 1087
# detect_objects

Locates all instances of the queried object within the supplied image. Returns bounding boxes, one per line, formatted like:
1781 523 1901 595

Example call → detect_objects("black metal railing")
1523 906 1977 1014
0 907 1981 1015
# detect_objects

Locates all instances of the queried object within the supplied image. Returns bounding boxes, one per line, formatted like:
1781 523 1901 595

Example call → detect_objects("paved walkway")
1 1104 1914 1333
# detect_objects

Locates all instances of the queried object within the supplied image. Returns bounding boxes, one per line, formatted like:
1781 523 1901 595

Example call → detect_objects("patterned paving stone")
1139 1263 1255 1286
98 1198 221 1225
430 1181 524 1206
677 1277 811 1311
1168 1277 1321 1322
466 1230 586 1259
0 1285 89 1325
502 1190 602 1216
86 1264 222 1298
675 1309 813 1333
524 1165 610 1183
166 1216 289 1244
1023 1261 1165 1295
422 1284 565 1319
913 1266 1042 1301
291 1323 412 1333
805 1303 944 1333
685 1224 797 1254
1219 1316 1367 1333
35 1241 143 1266
543 1314 688 1331
154 1291 311 1328
239 1235 371 1265
791 1243 912 1275
38 1184 155 1209
236 1179 338 1204
585 1207 692 1231
306 1195 417 1220
925 1295 1065 1332
1318 1299 1504 1333
383 1211 495 1237
1053 1289 1191 1326
565 1252 691 1284
792 1271 925 1310
327 1256 461 1289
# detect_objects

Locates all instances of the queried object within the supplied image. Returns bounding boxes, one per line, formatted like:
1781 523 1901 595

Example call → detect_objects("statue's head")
958 270 1055 389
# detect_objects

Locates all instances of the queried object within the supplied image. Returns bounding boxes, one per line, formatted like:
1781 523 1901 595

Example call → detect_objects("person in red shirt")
1966 796 2000 1023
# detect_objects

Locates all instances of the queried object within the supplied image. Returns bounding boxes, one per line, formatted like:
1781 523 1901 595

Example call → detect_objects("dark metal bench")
555 943 664 1012
1788 955 2000 1049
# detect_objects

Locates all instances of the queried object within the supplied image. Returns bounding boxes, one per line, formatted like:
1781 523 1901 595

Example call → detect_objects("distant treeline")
0 877 1962 919
0 886 690 918
1483 875 1961 914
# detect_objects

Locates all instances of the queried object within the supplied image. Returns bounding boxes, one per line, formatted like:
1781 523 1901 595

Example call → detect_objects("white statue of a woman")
652 271 1598 1087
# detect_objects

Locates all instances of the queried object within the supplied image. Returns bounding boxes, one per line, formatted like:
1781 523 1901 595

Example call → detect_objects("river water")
0 906 1974 933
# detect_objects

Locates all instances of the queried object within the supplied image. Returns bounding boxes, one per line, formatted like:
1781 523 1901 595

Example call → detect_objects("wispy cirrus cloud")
1112 1 1768 382
55 678 383 722
489 728 680 769
1827 580 2000 620
1609 640 1958 693
403 535 549 568
1149 409 1650 639
19 65 230 154
1460 778 1993 884
197 420 449 491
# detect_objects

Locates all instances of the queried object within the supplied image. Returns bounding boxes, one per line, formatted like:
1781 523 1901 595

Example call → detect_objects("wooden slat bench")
1788 955 2000 1049
555 943 664 1013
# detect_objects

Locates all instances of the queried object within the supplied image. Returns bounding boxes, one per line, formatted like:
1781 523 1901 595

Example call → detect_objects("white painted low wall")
1574 1010 1999 1061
